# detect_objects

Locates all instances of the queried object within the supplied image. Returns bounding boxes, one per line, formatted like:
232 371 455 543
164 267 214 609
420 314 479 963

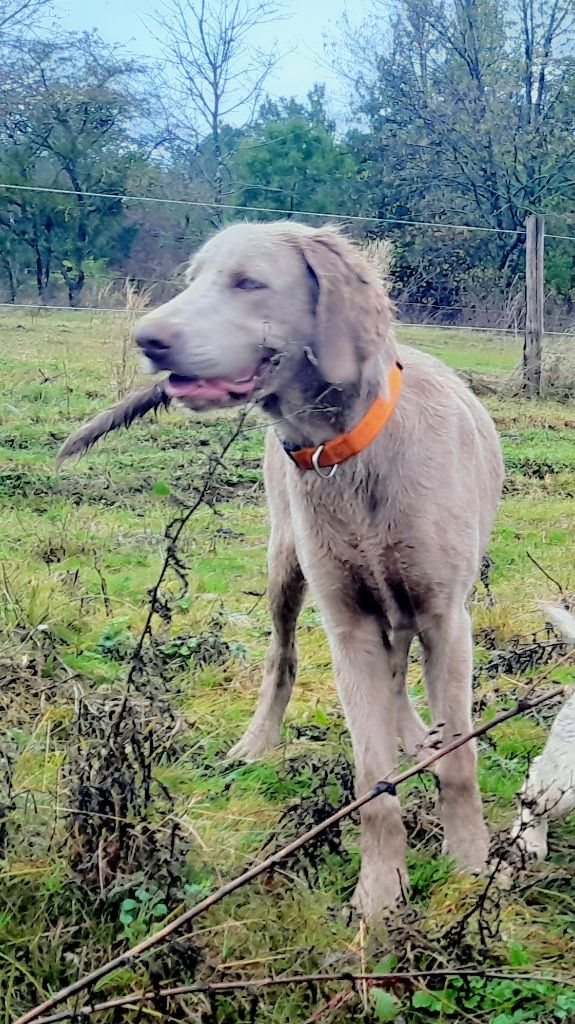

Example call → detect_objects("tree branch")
15 685 567 1024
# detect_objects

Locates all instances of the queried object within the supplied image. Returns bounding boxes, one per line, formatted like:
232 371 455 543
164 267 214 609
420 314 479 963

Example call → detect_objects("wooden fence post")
523 214 545 398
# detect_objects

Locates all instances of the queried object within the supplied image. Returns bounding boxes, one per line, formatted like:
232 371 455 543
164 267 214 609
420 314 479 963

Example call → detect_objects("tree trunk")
34 245 45 300
64 164 88 305
212 89 223 225
1 254 17 302
67 270 86 307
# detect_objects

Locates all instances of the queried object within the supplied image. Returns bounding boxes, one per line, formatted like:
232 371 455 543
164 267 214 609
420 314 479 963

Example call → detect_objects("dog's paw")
226 724 281 762
350 865 408 921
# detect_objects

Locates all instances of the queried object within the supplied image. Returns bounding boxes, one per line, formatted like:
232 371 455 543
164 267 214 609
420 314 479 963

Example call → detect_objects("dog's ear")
297 228 392 385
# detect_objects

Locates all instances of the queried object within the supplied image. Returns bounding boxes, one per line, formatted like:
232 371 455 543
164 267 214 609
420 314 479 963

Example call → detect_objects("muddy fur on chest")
347 550 427 635
291 478 429 632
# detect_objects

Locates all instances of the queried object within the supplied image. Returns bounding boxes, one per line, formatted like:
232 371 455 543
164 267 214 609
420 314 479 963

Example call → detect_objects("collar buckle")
311 445 338 479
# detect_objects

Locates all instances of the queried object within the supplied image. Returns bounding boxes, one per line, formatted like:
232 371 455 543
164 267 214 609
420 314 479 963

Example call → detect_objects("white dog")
511 607 575 860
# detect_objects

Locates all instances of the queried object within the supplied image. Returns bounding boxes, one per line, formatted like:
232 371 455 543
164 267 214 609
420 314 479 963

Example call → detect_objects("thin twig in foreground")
15 686 564 1024
526 551 565 595
521 647 574 699
302 989 354 1024
125 408 250 690
32 967 575 1023
106 409 251 741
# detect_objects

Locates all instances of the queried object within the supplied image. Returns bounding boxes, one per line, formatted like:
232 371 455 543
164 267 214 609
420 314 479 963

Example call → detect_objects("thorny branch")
127 407 250 687
104 409 251 748
30 967 575 1023
15 685 565 1024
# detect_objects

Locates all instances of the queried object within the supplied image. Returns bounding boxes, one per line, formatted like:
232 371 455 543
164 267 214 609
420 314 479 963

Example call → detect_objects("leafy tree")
231 86 360 219
0 32 142 303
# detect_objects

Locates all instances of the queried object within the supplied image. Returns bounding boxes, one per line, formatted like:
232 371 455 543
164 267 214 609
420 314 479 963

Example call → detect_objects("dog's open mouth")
164 359 271 405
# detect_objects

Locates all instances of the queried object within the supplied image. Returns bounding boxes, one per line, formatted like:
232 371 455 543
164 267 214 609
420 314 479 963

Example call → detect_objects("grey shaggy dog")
61 221 505 918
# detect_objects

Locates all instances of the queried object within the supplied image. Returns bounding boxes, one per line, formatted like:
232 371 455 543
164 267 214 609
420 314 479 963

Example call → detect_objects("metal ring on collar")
311 445 338 478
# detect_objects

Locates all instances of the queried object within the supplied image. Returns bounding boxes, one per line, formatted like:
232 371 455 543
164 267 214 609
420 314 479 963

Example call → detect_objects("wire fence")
3 181 575 241
3 299 575 339
0 266 525 317
2 180 575 333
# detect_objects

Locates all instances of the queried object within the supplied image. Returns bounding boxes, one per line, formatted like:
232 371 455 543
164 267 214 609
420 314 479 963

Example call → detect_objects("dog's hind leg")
391 628 428 757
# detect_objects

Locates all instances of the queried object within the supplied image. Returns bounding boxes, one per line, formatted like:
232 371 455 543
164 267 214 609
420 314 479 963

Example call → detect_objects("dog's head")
134 221 397 413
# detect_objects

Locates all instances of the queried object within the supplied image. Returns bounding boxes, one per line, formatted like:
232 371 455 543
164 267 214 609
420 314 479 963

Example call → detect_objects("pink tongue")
166 375 255 400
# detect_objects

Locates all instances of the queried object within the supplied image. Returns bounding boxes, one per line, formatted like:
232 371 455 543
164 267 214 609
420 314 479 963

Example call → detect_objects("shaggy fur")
118 221 503 917
511 606 575 860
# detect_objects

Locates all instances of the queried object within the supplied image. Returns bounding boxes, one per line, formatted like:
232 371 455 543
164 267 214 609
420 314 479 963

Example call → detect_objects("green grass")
0 311 574 1023
397 324 522 373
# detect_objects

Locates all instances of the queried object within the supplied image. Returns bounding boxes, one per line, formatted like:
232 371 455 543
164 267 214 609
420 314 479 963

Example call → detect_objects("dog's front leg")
228 532 305 760
421 604 489 871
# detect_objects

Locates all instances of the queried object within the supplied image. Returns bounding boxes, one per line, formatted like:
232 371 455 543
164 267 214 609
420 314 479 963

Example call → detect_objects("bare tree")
0 0 52 34
149 0 283 223
332 0 575 267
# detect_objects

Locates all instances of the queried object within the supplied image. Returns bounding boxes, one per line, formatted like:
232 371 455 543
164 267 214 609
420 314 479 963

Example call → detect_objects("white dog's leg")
511 606 575 860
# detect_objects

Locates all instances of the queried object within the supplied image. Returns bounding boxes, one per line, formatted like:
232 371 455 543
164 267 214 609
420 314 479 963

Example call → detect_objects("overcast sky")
55 0 365 108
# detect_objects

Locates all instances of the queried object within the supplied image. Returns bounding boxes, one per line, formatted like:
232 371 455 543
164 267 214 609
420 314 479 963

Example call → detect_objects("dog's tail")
56 381 171 467
544 605 575 643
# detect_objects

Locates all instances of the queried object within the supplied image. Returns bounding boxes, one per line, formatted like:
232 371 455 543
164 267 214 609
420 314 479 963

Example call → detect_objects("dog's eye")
235 277 266 291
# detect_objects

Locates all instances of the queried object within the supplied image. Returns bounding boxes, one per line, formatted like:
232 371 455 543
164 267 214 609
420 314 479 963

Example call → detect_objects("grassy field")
1 310 575 1023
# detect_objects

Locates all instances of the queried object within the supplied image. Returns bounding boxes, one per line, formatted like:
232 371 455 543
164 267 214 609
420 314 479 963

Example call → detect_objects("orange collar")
284 361 403 477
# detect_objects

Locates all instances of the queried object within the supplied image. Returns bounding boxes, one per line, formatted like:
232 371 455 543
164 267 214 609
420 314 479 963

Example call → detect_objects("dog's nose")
134 315 183 363
135 329 171 360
